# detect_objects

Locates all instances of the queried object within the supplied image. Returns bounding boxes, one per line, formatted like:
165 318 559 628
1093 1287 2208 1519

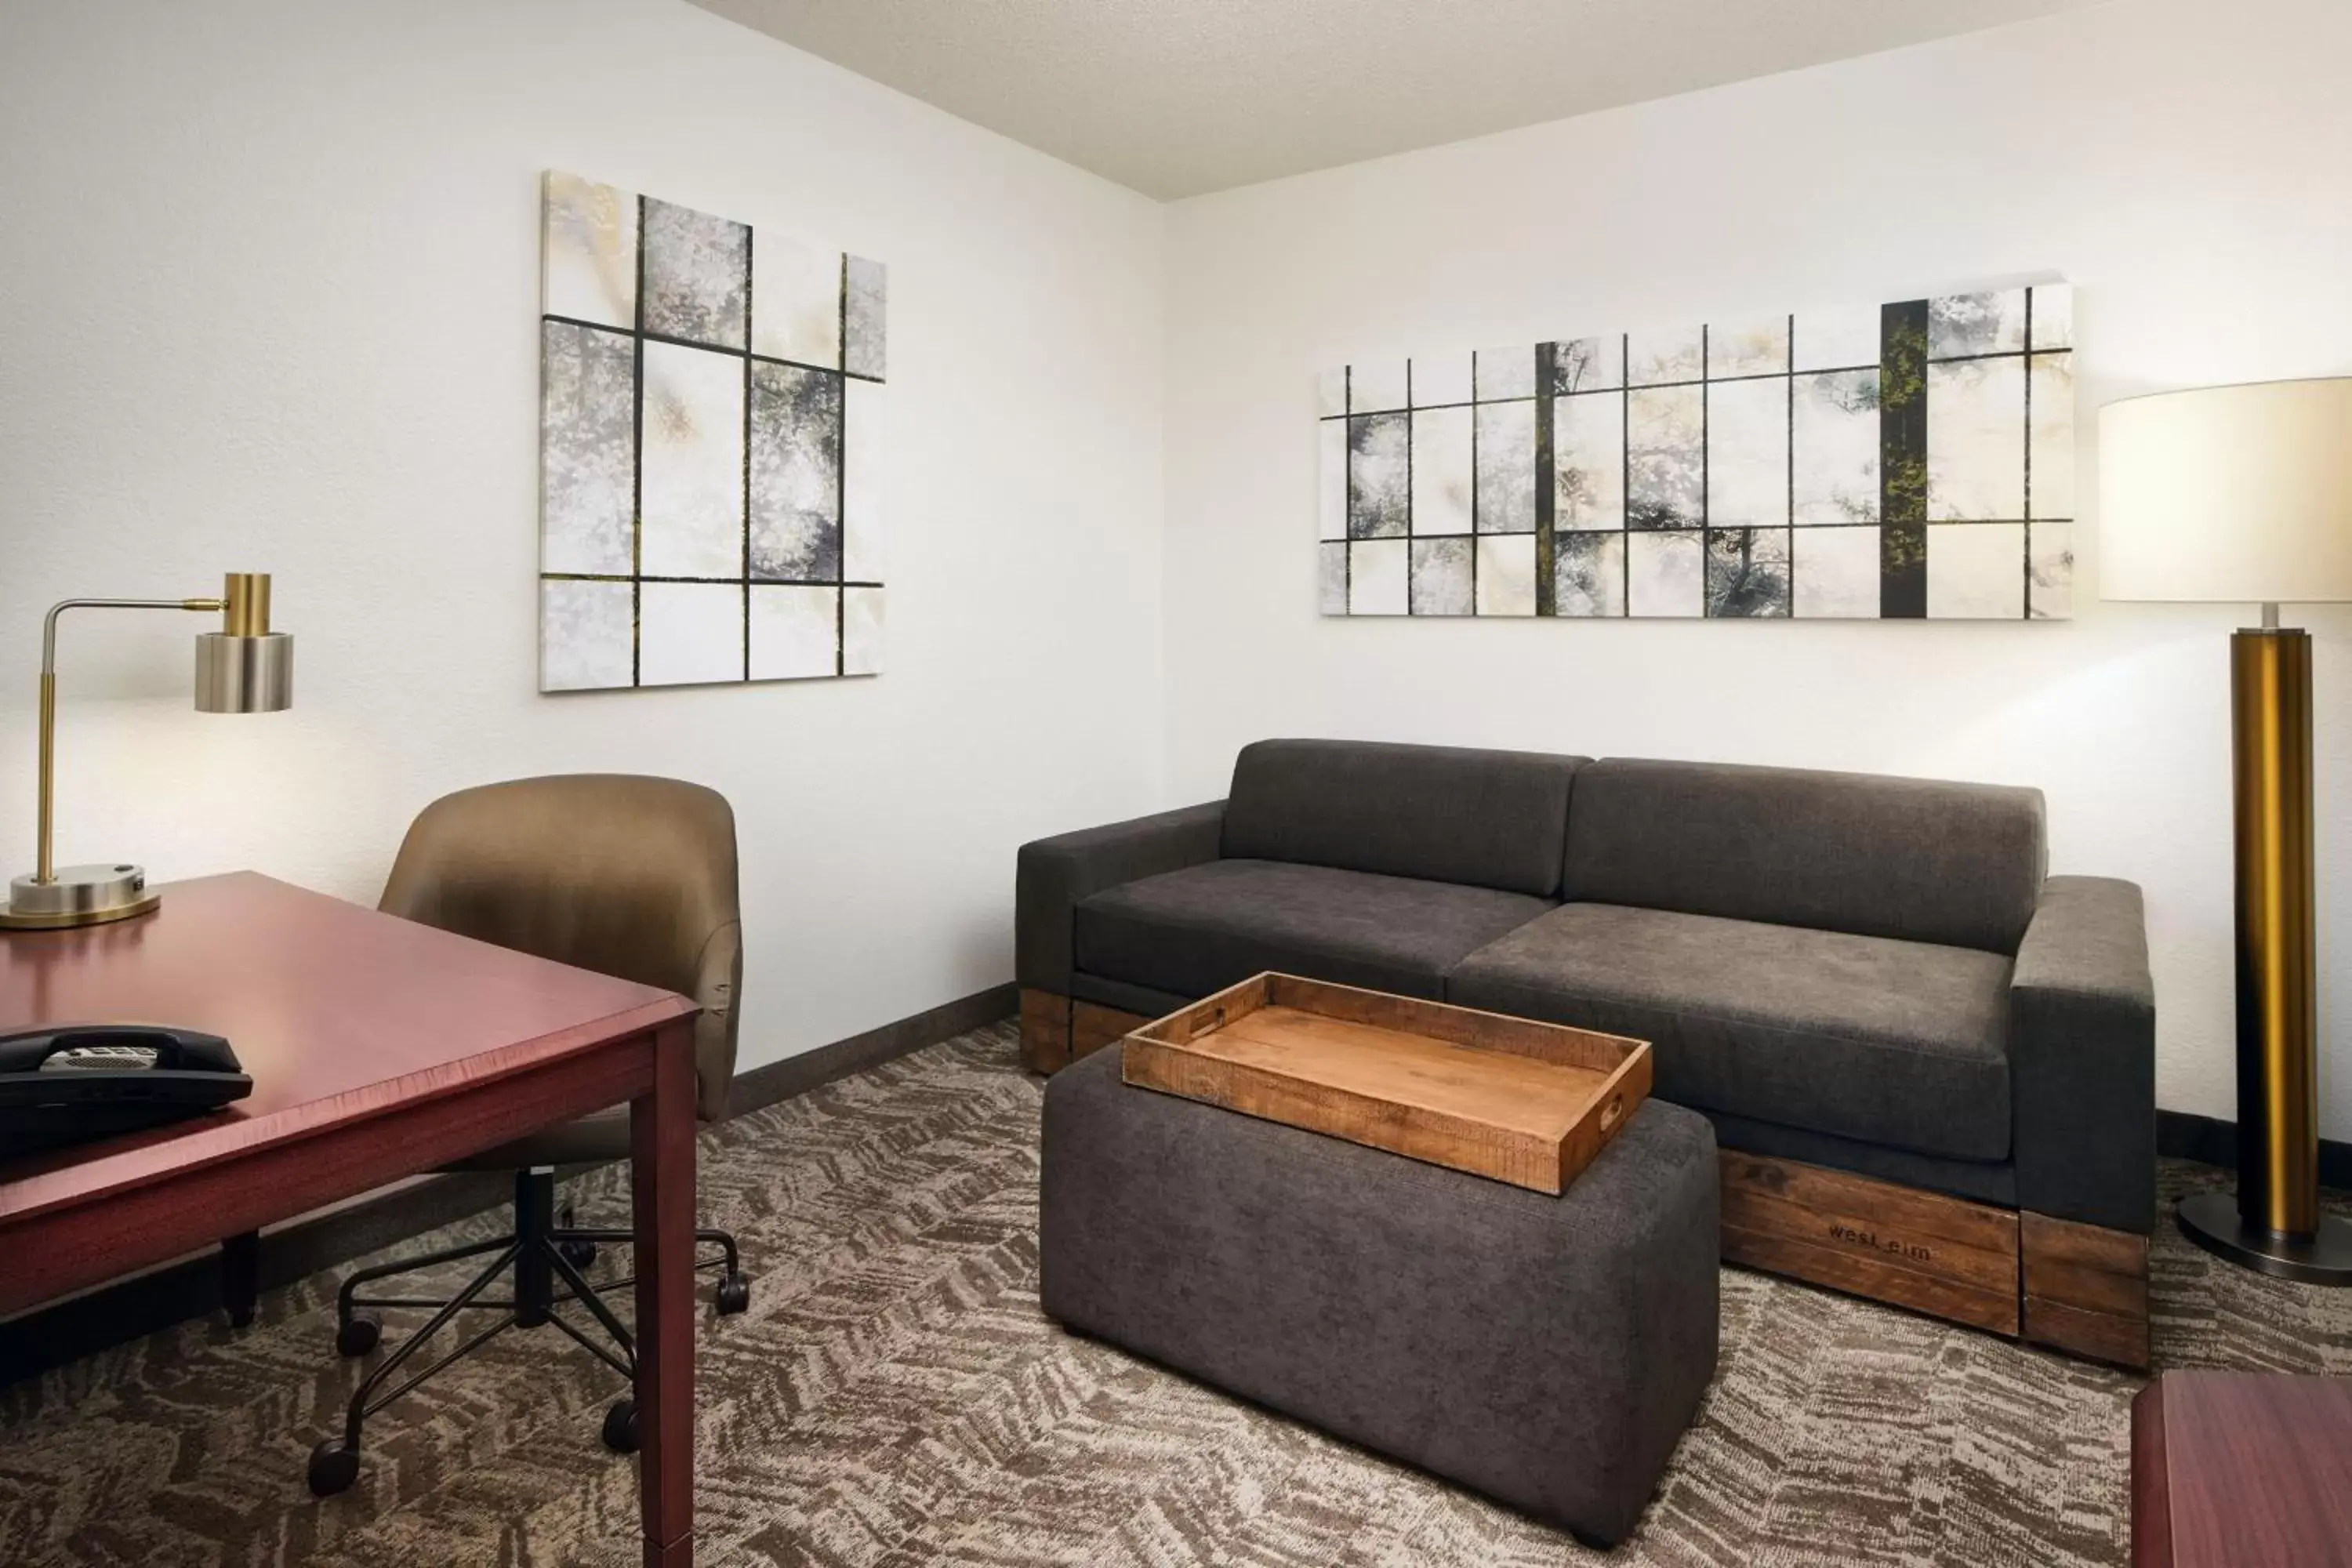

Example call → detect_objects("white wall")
11 0 2348 1136
1161 0 2352 1135
0 0 1167 1071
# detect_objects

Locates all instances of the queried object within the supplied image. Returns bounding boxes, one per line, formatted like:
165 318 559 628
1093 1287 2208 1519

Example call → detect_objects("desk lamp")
2100 377 2352 1283
1 572 292 931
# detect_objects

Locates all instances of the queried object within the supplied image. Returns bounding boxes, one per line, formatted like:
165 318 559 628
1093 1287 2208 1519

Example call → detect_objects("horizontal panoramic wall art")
538 170 886 691
1317 283 2073 619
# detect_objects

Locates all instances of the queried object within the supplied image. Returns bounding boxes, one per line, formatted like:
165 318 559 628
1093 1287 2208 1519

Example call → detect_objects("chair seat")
1446 902 2013 1162
1073 858 1554 1002
441 1107 633 1171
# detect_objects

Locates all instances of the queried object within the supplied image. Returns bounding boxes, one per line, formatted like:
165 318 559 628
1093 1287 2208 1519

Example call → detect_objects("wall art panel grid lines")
1317 283 2072 619
539 170 887 691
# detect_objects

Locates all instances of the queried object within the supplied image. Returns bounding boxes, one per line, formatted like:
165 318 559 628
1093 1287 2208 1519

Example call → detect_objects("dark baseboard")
731 982 1016 1115
2158 1109 2352 1190
0 982 1016 1389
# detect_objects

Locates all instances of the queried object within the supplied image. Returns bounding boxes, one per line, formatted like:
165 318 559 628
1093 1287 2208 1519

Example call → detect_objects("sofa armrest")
2010 875 2156 1233
1016 802 1227 995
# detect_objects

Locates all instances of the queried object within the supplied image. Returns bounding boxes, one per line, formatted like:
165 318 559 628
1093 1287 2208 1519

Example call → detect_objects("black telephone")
0 1024 254 1156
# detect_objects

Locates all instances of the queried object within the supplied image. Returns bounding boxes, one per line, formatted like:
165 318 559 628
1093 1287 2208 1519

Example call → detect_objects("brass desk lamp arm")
40 597 225 673
32 596 226 884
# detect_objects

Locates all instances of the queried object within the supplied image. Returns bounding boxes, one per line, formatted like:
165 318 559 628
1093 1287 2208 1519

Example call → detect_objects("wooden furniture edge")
1020 989 1159 1074
0 994 695 1225
1721 1149 2017 1252
0 1025 667 1316
1719 1149 2022 1332
2 979 1013 1389
2130 1378 2172 1567
1033 972 1650 1080
630 1016 698 1563
1722 1220 2021 1334
1724 1184 2018 1294
2025 1295 2151 1370
1072 1000 1154 1062
2125 1373 2352 1564
2021 1210 2151 1369
1138 975 1274 1046
1266 972 1645 1073
1019 988 1073 1074
1578 1042 1652 1173
1119 975 1644 1194
1718 1149 2151 1364
1123 1029 1577 1192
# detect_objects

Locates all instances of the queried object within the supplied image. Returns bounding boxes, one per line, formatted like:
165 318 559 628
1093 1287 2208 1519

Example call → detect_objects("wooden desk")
2132 1370 2352 1567
0 871 703 1567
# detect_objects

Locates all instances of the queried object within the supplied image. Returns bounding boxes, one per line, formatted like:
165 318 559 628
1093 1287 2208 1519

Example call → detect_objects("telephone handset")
0 1024 254 1156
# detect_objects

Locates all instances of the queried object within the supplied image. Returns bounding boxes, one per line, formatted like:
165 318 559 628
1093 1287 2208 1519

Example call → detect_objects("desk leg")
221 1230 260 1328
632 1019 697 1568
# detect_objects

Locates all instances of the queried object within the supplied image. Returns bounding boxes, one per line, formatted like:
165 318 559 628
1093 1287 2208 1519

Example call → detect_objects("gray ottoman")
1039 1044 1719 1546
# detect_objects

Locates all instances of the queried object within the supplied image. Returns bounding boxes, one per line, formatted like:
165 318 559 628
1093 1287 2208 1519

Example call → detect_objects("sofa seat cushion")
1446 902 2013 1162
1073 859 1554 1003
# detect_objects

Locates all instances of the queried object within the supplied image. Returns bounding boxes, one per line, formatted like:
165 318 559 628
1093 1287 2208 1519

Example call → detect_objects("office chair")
307 774 748 1497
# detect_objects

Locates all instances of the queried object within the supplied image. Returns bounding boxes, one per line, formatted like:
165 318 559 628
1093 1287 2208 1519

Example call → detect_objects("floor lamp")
2100 376 2352 1283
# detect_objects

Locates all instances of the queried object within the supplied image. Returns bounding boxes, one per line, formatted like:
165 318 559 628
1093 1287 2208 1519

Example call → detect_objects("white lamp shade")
2098 376 2352 603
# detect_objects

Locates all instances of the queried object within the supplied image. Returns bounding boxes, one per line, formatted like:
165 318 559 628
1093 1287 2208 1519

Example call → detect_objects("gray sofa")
1017 739 2157 1363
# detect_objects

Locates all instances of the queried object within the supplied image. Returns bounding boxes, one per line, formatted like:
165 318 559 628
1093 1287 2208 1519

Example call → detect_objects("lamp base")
0 863 161 931
2178 1191 2352 1286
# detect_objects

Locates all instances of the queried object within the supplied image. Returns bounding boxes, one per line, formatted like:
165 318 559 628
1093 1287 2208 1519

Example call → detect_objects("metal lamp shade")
194 631 293 713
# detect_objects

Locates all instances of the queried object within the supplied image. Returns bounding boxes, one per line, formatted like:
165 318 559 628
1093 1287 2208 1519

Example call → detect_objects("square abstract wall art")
1317 283 2073 619
539 170 887 690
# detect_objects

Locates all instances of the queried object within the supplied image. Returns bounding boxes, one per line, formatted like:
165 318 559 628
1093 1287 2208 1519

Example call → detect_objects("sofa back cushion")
1222 739 1587 897
1561 758 2045 954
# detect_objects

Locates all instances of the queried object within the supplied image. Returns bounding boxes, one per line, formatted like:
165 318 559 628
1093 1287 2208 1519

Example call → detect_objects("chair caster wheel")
558 1238 598 1270
601 1398 640 1454
307 1439 361 1497
714 1273 750 1315
335 1316 381 1358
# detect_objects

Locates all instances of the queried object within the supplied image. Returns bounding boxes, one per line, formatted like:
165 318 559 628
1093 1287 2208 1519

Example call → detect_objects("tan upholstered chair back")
379 774 742 1122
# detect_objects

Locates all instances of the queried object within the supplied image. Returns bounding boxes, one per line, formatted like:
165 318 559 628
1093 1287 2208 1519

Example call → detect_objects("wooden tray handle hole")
1600 1094 1624 1132
1172 1004 1228 1045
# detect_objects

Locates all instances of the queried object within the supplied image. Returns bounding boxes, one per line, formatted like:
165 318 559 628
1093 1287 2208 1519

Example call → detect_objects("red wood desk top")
0 870 708 1564
2132 1370 2352 1567
0 871 695 1221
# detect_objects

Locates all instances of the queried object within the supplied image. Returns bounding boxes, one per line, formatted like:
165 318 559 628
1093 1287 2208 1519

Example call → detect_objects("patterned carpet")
2 1021 2350 1567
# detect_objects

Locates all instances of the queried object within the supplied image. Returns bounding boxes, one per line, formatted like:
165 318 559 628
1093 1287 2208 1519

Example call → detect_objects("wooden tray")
1120 973 1651 1195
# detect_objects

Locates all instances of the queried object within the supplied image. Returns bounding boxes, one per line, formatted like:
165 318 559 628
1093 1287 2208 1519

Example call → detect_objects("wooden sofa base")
1022 991 2149 1368
1019 989 1073 1073
1020 989 1152 1076
2020 1210 2154 1369
1722 1149 2022 1334
1722 1150 2149 1368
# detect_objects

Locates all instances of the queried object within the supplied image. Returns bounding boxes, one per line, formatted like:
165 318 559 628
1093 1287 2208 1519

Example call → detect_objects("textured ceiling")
687 0 2108 199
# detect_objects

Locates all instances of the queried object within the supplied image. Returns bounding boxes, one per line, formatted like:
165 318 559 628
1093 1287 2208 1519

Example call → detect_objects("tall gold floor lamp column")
2101 378 2352 1283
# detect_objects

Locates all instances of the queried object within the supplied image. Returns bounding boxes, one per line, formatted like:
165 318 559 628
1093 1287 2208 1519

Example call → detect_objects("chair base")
308 1169 748 1497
